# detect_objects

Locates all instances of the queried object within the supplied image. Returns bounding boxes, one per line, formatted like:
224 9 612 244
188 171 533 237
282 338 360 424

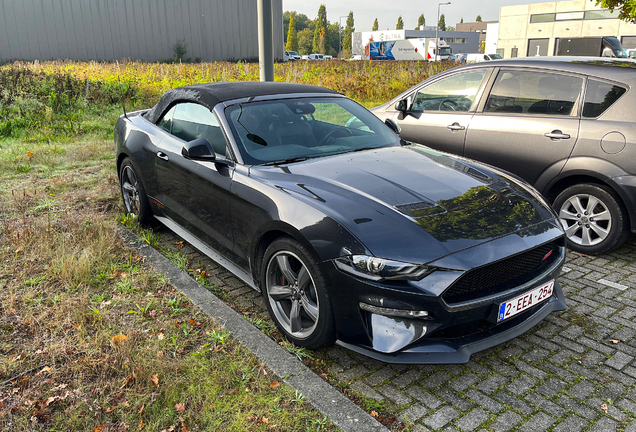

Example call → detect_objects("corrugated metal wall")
0 0 284 62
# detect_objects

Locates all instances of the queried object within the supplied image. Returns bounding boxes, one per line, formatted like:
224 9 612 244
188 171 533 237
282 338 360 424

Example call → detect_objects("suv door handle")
447 123 466 131
156 151 169 161
545 131 571 140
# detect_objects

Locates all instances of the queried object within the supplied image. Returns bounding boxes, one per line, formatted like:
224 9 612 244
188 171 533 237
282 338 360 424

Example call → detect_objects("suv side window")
157 106 176 133
410 70 488 112
484 71 583 116
582 79 627 118
171 103 227 157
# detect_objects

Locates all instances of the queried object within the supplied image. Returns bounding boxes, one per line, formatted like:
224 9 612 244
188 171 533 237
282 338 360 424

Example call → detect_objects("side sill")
154 215 260 292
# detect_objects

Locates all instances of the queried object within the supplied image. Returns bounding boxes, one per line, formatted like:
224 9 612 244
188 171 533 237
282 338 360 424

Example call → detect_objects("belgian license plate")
497 280 554 322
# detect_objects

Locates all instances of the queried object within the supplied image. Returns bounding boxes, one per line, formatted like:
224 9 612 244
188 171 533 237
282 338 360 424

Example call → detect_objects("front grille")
442 241 560 304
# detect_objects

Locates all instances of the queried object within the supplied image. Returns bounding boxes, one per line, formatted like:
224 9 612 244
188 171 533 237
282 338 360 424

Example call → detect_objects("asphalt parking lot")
156 228 636 432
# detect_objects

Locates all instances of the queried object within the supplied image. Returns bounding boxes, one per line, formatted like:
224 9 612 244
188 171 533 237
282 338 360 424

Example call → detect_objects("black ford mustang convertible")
115 82 566 364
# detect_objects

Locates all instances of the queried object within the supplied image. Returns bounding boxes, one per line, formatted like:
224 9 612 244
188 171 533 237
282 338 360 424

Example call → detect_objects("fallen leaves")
120 373 137 389
174 241 184 249
269 381 280 389
370 410 379 418
150 374 159 387
175 402 185 413
111 333 129 348
601 403 608 414
36 366 52 375
610 339 622 344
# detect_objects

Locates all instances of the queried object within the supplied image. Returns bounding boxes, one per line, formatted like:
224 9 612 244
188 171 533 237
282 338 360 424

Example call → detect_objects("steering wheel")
317 127 353 146
440 99 458 111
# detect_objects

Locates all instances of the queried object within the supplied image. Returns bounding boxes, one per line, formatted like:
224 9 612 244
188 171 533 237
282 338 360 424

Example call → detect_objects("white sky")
282 0 574 30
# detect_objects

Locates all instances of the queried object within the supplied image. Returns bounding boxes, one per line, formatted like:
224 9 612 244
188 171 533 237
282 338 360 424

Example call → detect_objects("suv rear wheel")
554 184 629 255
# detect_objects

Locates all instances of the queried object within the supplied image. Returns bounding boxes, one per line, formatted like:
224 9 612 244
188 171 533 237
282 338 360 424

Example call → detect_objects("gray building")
352 29 480 57
0 0 283 62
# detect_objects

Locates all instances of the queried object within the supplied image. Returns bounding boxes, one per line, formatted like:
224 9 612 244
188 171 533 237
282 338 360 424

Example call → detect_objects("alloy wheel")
265 251 319 339
121 165 141 217
558 193 612 247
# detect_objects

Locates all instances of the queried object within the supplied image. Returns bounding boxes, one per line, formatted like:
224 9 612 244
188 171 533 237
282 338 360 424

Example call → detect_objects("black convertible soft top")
145 81 339 124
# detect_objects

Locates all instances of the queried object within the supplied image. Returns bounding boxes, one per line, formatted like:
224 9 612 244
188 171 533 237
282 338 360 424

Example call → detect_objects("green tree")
596 0 636 22
286 13 298 51
297 28 313 55
313 4 328 53
446 25 456 31
416 14 426 29
460 18 464 23
372 18 379 31
342 11 355 55
284 11 311 42
438 14 446 31
396 15 404 30
476 15 483 22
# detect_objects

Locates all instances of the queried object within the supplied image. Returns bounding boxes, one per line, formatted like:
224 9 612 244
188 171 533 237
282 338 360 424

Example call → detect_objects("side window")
410 71 488 112
582 79 627 118
484 71 583 116
157 106 176 133
171 103 227 157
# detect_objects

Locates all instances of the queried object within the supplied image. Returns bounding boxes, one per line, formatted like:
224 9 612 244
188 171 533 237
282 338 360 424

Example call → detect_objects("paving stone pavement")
156 227 636 431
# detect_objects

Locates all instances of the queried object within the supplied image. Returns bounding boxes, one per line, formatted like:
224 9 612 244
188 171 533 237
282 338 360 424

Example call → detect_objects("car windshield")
490 54 502 59
439 48 451 55
289 51 299 56
226 97 401 165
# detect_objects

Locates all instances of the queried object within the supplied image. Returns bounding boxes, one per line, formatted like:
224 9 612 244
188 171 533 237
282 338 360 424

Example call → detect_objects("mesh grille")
442 242 559 304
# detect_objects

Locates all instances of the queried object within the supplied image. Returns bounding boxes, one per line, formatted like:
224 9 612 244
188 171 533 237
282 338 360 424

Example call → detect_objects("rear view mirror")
182 137 216 161
385 118 401 135
394 99 409 113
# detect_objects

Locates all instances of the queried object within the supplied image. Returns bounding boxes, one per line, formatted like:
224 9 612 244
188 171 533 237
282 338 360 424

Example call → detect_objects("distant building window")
556 11 584 20
530 13 555 23
446 38 466 44
584 10 619 20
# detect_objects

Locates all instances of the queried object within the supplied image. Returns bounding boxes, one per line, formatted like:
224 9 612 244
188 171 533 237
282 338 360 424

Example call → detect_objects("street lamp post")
339 15 347 59
436 2 451 62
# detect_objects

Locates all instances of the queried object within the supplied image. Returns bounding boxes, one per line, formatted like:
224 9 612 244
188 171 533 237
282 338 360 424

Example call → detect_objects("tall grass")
0 60 458 141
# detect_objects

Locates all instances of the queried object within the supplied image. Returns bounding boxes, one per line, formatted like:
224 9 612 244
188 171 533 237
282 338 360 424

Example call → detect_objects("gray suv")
372 58 636 255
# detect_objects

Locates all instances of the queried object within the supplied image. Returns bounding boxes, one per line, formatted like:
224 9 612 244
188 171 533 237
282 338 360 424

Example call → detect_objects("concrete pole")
258 0 274 82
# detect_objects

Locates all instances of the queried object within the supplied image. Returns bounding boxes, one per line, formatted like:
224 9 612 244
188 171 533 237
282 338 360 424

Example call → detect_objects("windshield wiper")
350 146 382 153
262 156 311 166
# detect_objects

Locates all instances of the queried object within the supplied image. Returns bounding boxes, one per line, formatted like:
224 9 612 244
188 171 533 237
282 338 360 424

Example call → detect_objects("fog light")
359 302 429 318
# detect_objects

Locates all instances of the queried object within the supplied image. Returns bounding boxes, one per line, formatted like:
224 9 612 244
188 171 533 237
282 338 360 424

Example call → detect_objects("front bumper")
324 235 567 364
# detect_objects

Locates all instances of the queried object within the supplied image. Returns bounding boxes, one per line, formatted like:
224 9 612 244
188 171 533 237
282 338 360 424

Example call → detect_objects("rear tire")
119 158 153 226
553 184 629 255
261 237 336 349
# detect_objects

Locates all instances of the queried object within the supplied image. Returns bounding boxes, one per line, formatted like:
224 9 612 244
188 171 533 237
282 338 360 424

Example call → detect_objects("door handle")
156 151 169 161
447 123 466 132
544 131 571 140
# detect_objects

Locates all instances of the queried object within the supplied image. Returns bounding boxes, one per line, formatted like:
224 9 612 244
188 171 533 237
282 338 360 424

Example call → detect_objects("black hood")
250 145 559 265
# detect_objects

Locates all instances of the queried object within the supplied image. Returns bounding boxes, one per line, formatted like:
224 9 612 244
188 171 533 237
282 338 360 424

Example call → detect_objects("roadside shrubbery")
0 60 458 142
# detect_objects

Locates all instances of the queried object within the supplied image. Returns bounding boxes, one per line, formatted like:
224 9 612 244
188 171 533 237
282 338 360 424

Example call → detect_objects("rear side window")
485 71 583 116
171 103 227 156
582 79 627 118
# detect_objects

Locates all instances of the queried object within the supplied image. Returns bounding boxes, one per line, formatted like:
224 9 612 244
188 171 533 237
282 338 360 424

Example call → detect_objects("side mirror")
385 118 401 135
394 99 409 113
182 137 216 161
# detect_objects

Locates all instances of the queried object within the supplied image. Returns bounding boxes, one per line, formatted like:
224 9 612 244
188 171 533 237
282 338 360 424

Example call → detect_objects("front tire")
261 237 336 349
119 158 153 225
554 184 629 255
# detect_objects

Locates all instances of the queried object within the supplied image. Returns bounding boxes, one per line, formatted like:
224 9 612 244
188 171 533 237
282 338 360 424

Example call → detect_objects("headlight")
334 255 431 281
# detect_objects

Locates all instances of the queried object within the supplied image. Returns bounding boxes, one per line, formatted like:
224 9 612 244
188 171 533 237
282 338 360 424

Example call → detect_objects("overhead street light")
436 2 451 62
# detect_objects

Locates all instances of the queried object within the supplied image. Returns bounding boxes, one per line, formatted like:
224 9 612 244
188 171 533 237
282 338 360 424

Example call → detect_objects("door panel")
464 115 579 186
465 69 584 187
390 69 490 156
395 111 473 155
155 134 235 260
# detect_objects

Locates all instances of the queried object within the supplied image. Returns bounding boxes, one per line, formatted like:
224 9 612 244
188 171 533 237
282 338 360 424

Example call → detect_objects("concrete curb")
119 228 389 432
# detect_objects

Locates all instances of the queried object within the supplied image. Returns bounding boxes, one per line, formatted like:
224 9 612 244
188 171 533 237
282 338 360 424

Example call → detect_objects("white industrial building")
497 0 636 58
